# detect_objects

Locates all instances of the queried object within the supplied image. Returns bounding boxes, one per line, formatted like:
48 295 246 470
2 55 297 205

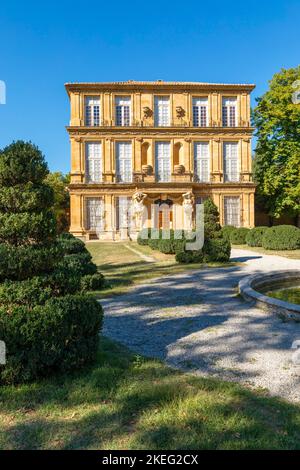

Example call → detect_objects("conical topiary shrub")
0 141 103 384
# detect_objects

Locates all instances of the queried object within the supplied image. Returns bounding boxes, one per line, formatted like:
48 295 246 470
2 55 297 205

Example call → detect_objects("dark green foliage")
204 198 222 238
0 243 62 281
0 295 103 384
137 228 151 245
0 141 49 186
45 172 70 234
0 211 57 245
58 235 86 254
158 238 185 254
203 238 231 262
0 183 54 212
252 66 300 221
81 273 105 292
0 141 103 384
229 227 250 245
246 227 269 247
221 225 236 240
175 250 204 263
262 225 300 250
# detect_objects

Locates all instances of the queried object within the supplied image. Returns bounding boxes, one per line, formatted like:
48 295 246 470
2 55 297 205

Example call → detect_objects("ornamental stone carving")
143 106 153 119
132 190 147 230
182 191 195 231
176 106 185 118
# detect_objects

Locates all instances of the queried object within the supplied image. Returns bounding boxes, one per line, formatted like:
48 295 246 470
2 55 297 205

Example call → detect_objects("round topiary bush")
229 227 250 245
81 273 105 292
246 226 269 247
203 238 231 262
262 225 300 250
0 141 103 384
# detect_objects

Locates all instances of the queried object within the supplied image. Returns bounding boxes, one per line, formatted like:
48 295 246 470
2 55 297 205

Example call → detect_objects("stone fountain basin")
239 270 300 321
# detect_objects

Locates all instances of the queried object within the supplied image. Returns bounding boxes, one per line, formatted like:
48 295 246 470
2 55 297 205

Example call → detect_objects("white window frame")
155 141 171 182
86 197 104 231
223 142 239 182
85 142 102 183
192 97 208 127
116 142 132 183
222 97 237 127
154 96 170 126
115 96 131 126
85 96 100 126
194 142 210 182
224 196 240 227
115 196 132 230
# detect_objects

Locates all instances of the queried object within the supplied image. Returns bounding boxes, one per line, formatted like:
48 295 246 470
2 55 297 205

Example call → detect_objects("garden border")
239 270 300 321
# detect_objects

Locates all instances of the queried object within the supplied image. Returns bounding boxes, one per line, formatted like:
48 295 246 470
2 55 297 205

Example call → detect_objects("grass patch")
1 338 300 450
234 245 300 260
87 242 234 297
267 288 300 305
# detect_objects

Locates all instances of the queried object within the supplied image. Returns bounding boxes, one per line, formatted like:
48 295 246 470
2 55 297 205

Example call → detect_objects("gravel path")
102 248 300 402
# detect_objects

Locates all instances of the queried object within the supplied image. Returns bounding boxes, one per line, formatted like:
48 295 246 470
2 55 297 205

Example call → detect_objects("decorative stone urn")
142 164 153 175
174 164 185 175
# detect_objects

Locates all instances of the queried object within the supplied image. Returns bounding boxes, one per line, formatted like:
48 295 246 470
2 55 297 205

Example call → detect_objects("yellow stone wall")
66 81 256 239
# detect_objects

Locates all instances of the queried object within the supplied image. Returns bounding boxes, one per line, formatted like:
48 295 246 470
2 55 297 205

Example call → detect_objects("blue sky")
0 0 299 173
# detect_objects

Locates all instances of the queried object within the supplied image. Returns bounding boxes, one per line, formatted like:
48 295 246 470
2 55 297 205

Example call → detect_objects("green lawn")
233 244 300 260
1 337 300 450
87 241 233 297
267 288 300 305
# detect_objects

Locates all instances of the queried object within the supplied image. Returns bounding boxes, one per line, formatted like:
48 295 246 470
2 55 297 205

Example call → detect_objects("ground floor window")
86 197 104 231
224 196 240 227
115 196 132 230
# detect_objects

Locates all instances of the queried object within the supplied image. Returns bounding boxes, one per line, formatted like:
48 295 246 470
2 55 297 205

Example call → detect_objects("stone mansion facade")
65 80 256 240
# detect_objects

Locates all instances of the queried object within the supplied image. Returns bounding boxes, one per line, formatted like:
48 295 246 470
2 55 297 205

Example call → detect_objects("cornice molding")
67 126 254 138
65 81 256 96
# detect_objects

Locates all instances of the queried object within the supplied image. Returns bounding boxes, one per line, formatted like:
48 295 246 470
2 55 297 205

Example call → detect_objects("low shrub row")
137 199 231 264
221 224 300 250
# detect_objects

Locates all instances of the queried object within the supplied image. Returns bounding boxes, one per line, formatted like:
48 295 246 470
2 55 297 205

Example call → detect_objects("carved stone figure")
182 191 194 230
132 190 147 229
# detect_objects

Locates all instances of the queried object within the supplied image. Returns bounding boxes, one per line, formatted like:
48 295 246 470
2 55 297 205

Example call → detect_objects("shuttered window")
224 196 240 227
154 96 170 126
115 96 131 126
194 142 210 182
116 142 132 182
85 142 102 183
223 142 239 182
85 96 100 126
193 97 208 127
86 197 104 231
155 142 171 182
222 97 237 127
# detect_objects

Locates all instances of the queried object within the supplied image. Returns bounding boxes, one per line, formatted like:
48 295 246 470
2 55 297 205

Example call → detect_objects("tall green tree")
252 66 300 225
45 171 70 233
0 141 102 384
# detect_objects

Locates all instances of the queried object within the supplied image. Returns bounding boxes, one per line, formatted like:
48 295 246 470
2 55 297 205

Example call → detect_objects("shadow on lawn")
2 338 300 450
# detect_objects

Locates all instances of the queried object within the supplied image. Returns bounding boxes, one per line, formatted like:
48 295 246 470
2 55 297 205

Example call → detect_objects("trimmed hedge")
203 238 231 262
0 295 103 384
0 243 62 282
221 225 236 241
262 225 300 250
228 227 250 245
246 227 269 247
81 273 105 292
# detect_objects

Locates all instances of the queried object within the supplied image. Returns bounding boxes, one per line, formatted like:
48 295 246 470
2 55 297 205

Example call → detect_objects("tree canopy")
252 66 300 223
